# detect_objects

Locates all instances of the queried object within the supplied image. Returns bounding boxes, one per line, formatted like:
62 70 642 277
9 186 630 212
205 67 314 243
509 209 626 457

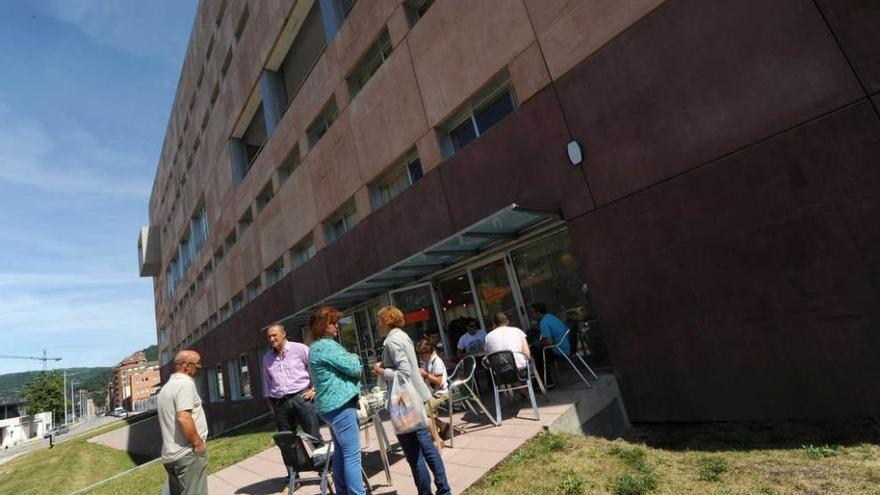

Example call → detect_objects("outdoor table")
359 389 392 485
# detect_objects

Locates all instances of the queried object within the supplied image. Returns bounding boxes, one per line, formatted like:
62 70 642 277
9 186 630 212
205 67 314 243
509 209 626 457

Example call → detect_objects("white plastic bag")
388 372 427 434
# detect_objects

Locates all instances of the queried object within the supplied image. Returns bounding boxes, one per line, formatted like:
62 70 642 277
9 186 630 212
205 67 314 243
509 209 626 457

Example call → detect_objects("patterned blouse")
309 337 362 414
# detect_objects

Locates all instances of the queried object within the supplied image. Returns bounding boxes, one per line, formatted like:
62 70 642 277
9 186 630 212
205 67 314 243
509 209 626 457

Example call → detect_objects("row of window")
202 353 251 402
158 1 250 245
160 0 522 347
166 205 209 298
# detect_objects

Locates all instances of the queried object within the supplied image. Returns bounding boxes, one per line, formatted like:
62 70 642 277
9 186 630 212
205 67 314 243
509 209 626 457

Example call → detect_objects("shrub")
560 470 586 495
801 444 840 459
609 472 658 495
697 455 728 482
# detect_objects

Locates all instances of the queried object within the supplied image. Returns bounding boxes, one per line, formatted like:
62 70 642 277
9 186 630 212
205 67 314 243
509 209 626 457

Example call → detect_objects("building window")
277 145 300 185
204 260 213 278
224 230 237 251
214 0 226 27
247 278 262 302
441 81 517 158
279 3 327 109
214 246 224 266
232 292 244 313
370 153 422 210
227 355 251 400
209 313 218 329
234 5 249 41
347 29 392 97
208 366 225 401
238 208 253 234
337 0 356 19
307 98 338 148
324 200 357 245
243 104 267 166
210 83 220 107
220 46 233 77
265 257 286 286
291 235 317 268
206 34 215 61
220 303 231 321
256 182 275 212
405 0 435 26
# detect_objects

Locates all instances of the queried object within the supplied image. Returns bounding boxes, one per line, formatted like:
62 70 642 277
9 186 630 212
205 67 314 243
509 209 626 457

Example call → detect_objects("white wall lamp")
567 140 583 166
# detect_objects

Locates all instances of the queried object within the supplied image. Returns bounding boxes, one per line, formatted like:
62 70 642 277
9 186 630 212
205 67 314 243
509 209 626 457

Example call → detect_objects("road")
0 415 122 465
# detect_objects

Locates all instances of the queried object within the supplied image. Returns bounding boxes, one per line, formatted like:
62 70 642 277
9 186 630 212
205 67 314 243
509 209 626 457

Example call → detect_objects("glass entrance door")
437 273 482 357
470 257 526 330
389 284 444 346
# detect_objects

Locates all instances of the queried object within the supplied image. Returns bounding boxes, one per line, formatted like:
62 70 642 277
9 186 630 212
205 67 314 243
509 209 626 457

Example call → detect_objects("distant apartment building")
110 351 160 412
138 0 879 432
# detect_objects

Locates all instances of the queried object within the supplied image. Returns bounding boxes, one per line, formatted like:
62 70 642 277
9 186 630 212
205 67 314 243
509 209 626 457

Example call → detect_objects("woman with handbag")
309 306 366 495
373 306 452 495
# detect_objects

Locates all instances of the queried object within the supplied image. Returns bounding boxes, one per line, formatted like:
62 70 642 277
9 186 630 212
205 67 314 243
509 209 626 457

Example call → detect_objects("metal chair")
442 355 499 447
484 351 542 423
272 432 332 495
273 432 374 494
542 328 599 389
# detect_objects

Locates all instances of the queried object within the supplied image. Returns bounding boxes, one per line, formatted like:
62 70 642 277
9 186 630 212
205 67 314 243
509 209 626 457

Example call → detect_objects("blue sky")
0 1 197 375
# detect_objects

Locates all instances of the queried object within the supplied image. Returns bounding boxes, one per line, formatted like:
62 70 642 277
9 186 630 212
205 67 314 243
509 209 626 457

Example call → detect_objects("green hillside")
0 367 113 405
0 345 158 407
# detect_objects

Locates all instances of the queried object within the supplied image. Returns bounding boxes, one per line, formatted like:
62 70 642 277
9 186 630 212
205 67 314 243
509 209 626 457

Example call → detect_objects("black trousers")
272 391 322 440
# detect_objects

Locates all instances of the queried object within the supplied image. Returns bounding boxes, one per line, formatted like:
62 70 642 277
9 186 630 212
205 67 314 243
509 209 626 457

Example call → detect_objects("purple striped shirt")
262 341 312 399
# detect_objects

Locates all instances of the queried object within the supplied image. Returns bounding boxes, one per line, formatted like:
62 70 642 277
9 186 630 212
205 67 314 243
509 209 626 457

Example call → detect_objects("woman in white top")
417 338 450 449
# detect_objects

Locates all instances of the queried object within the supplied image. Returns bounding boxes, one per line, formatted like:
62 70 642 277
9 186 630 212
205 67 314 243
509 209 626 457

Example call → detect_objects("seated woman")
417 338 450 449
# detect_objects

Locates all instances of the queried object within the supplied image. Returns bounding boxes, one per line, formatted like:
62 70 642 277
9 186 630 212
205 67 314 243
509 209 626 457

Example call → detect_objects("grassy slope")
0 418 278 495
466 425 880 495
85 421 278 495
0 420 131 495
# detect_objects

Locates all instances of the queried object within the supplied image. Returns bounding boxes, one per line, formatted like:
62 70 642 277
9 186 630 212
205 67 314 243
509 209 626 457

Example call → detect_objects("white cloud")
40 0 196 65
0 108 152 197
0 272 137 288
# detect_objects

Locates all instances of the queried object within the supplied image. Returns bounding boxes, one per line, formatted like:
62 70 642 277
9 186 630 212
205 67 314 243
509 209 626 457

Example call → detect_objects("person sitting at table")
373 306 451 495
308 306 366 495
484 312 531 370
484 312 533 399
532 303 570 388
456 318 487 360
417 338 450 449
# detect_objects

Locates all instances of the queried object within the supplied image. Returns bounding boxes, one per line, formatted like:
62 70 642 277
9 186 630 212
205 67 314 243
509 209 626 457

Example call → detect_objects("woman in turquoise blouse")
308 306 364 495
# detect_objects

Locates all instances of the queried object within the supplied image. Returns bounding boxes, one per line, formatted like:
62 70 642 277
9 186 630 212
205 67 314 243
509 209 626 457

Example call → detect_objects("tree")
21 371 65 423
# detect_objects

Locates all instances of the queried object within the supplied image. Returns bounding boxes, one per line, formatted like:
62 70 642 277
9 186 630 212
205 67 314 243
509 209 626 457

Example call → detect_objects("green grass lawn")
466 420 880 495
0 418 278 495
84 420 278 495
0 420 132 495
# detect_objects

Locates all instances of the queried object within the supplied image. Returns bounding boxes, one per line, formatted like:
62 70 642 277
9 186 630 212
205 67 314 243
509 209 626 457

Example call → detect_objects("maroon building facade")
140 0 880 432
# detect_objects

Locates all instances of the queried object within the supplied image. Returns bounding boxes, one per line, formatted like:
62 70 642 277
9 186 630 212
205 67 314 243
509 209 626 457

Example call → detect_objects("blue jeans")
397 427 452 495
319 399 365 495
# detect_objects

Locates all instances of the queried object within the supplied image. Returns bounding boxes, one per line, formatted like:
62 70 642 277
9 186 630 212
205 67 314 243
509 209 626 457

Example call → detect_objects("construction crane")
0 350 62 371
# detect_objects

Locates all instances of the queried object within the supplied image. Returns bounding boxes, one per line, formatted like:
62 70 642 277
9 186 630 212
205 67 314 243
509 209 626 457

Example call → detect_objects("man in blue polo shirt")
532 303 571 388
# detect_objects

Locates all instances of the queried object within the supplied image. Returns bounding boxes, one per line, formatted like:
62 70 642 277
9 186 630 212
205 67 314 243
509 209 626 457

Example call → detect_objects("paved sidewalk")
207 375 615 495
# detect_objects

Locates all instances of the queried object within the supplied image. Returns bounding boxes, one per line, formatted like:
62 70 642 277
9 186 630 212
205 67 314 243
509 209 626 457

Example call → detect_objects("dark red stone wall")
186 0 880 428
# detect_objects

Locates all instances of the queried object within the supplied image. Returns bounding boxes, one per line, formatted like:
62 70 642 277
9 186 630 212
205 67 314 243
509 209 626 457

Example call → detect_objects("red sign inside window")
404 308 430 324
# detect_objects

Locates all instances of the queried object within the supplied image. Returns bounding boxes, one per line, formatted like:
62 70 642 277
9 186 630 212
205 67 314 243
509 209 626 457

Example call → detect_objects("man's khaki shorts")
424 394 448 417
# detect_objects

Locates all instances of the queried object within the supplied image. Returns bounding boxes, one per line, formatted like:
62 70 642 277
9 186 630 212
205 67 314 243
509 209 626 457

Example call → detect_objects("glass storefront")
470 258 524 330
390 284 443 345
332 228 611 371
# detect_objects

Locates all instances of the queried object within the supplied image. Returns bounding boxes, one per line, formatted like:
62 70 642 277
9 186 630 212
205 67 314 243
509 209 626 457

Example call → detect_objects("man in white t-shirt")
158 350 209 495
484 312 532 370
456 318 487 359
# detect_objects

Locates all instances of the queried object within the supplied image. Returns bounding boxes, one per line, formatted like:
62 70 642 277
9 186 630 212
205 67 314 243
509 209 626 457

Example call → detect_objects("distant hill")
142 344 158 362
0 344 157 408
0 367 113 406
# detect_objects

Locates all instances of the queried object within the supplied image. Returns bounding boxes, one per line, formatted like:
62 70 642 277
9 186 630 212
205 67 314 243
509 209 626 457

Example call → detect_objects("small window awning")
279 204 561 328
